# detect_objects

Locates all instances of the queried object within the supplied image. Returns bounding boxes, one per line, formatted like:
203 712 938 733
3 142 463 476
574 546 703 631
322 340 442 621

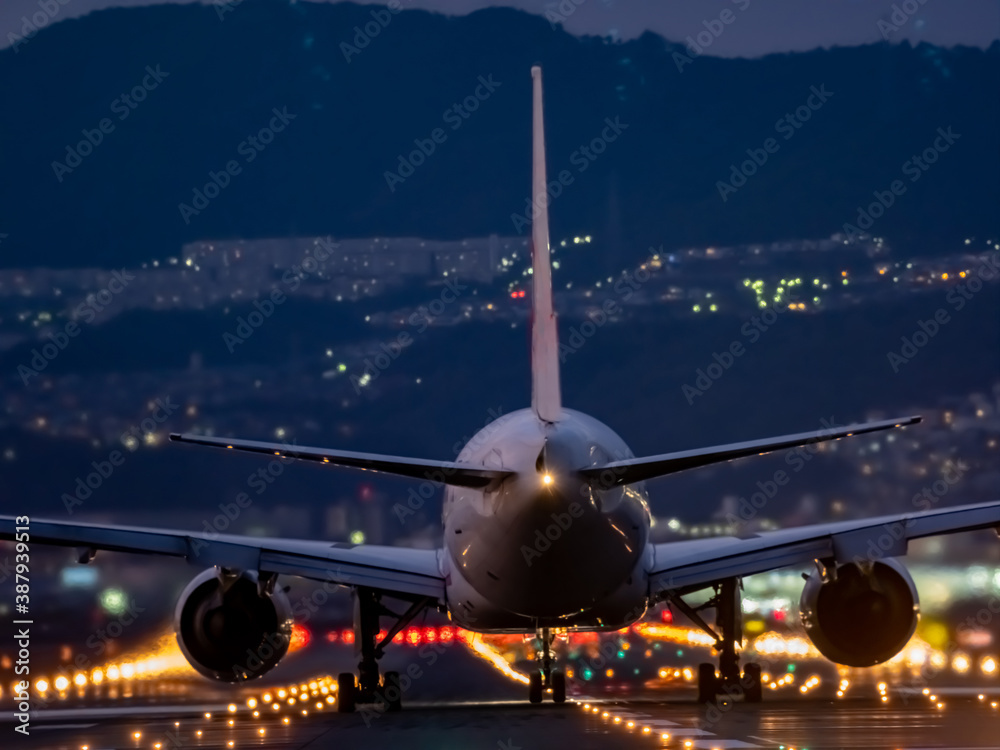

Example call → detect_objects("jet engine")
174 568 292 682
799 558 919 667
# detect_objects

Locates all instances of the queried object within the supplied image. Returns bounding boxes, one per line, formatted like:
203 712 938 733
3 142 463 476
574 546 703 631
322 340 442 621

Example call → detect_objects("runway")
3 651 998 750
3 693 999 750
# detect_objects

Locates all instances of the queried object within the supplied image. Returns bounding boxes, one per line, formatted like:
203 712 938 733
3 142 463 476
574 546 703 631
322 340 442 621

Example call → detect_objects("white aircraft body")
5 67 1000 710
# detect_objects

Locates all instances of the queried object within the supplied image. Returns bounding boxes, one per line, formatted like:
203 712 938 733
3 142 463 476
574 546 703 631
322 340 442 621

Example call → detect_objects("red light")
774 609 787 622
377 629 387 642
660 609 673 624
439 626 455 643
289 623 311 651
519 290 526 298
393 631 404 644
325 631 338 643
423 627 437 643
341 629 355 644
405 628 420 646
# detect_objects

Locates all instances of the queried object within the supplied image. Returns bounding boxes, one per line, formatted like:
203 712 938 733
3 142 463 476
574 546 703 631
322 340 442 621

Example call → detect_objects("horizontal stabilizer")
580 416 921 488
169 433 510 489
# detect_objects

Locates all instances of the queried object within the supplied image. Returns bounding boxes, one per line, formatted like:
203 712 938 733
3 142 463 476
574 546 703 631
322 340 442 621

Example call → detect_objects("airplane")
4 66 1000 712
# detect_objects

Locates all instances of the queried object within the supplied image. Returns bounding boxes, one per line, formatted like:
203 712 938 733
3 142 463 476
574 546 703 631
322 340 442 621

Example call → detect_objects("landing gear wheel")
742 663 762 703
551 669 566 703
337 672 357 713
529 671 543 704
697 662 718 704
382 671 402 712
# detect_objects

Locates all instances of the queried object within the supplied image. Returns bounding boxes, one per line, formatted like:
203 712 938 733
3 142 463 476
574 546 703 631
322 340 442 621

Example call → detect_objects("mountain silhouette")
0 1 997 268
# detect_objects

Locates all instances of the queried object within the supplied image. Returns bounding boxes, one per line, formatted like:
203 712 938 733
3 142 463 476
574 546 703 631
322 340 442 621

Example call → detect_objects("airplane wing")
0 515 444 602
648 500 1000 597
580 416 921 487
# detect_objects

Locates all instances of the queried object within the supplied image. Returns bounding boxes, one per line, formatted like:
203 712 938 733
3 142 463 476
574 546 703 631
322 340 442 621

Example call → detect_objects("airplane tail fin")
529 66 562 423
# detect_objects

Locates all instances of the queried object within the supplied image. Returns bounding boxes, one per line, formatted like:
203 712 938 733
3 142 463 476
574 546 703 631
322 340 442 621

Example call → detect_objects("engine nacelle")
174 568 292 682
799 558 919 667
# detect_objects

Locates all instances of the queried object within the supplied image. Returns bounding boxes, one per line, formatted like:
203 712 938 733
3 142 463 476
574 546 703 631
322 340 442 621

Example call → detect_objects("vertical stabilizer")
530 66 562 423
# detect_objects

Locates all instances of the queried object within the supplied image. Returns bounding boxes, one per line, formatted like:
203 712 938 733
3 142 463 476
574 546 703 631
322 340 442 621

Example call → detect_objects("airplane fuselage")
442 408 652 631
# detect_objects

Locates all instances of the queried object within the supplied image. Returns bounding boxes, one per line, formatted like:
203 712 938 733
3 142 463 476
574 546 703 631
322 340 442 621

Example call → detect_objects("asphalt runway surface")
2 650 999 749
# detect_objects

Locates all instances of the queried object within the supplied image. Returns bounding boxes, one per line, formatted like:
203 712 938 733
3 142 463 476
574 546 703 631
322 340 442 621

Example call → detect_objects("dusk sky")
3 0 999 55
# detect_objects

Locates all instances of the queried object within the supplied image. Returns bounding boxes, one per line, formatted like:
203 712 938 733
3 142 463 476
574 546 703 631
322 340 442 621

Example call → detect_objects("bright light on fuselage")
541 473 553 486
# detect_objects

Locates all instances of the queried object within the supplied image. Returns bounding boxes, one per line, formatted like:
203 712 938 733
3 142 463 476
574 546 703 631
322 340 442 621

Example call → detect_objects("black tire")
551 669 566 703
337 672 356 713
743 663 762 703
697 662 718 704
528 671 543 704
383 671 402 712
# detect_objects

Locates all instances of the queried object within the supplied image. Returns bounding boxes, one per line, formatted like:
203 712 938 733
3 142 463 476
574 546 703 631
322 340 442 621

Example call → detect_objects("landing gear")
697 662 718 704
527 627 567 704
551 668 566 703
337 587 433 713
337 672 356 713
383 671 402 712
529 671 543 703
669 578 762 704
743 662 762 703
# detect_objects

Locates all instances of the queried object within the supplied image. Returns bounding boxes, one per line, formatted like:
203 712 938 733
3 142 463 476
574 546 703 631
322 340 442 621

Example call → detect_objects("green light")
349 530 365 544
99 587 127 615
337 363 346 372
582 668 592 680
617 650 625 659
676 649 684 657
787 664 796 672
